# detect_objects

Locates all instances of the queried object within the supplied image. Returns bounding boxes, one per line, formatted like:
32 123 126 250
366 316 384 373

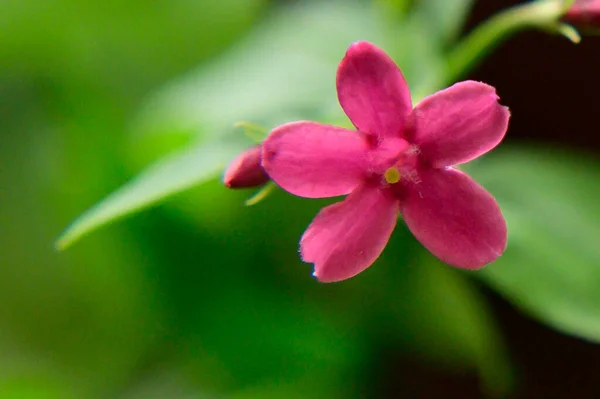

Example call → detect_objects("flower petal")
301 184 399 282
262 121 369 198
336 41 412 139
407 81 510 168
401 168 507 269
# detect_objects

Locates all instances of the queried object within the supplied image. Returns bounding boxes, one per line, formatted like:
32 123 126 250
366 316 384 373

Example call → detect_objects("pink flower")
262 41 510 282
224 145 270 188
563 0 600 28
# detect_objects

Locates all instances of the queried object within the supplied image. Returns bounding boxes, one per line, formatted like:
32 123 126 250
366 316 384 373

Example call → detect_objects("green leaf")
466 147 600 342
56 138 245 250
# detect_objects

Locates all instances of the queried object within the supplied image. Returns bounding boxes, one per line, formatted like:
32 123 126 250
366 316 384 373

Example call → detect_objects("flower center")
367 137 421 188
379 143 420 186
384 167 401 184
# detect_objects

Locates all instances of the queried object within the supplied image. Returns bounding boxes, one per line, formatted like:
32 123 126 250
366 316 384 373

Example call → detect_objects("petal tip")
311 268 340 283
337 41 412 138
447 231 508 270
300 185 399 284
311 269 324 282
310 265 349 283
346 40 378 55
409 80 510 167
401 168 508 271
453 80 501 99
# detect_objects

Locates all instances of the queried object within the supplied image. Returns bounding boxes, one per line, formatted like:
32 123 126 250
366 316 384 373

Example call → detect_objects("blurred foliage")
2 0 600 398
467 147 600 342
55 139 247 249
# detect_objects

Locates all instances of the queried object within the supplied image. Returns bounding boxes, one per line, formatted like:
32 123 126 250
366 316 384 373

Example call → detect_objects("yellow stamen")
384 167 401 184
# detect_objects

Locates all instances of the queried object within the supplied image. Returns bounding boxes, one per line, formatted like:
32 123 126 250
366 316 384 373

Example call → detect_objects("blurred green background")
2 0 600 397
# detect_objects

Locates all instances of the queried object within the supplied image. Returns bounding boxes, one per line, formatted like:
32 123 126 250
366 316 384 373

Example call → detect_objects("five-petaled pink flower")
261 41 510 283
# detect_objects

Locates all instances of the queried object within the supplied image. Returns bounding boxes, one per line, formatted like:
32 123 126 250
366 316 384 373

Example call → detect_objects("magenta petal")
336 41 412 138
407 81 510 168
301 184 399 282
262 121 369 198
401 168 507 269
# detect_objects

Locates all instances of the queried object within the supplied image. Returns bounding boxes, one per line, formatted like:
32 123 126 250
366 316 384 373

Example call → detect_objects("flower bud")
223 145 270 188
563 0 600 28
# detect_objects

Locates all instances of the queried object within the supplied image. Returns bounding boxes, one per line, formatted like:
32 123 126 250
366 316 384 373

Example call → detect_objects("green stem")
445 0 565 83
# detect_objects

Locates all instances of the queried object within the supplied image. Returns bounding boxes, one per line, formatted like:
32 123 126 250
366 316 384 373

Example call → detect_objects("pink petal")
401 168 507 269
262 121 369 198
336 41 412 139
407 81 510 168
301 184 399 282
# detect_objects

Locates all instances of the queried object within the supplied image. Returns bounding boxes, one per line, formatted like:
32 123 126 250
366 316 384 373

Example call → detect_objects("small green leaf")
234 121 269 143
245 181 276 206
56 138 246 250
466 147 600 342
554 22 581 43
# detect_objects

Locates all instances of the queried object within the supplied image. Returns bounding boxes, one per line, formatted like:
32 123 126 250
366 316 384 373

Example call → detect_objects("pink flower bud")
223 145 270 188
563 0 600 28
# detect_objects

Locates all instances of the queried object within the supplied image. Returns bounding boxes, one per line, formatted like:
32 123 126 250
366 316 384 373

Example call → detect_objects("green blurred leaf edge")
55 139 244 250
